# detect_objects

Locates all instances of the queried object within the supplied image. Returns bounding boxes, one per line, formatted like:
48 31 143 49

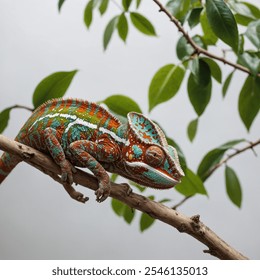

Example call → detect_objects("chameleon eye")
145 146 165 167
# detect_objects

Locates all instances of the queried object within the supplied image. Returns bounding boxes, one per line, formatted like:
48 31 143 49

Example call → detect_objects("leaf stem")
172 195 193 210
111 0 123 11
152 0 260 78
10 105 34 112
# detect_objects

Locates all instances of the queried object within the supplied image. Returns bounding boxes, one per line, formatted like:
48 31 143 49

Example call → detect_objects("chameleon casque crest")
0 98 184 203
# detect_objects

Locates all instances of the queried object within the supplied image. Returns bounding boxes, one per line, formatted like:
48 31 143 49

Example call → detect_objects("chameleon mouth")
125 161 180 186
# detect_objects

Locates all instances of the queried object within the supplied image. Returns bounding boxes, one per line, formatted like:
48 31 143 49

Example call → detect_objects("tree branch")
152 0 260 78
0 134 248 260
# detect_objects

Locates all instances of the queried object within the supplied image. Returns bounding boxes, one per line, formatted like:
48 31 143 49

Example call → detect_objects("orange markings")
89 103 96 116
49 99 58 111
65 99 73 109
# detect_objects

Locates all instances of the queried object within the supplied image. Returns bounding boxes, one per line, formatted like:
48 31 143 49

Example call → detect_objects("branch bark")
0 134 248 260
152 0 260 78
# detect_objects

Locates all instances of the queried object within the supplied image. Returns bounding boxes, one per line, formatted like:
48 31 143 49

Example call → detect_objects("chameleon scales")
0 98 184 203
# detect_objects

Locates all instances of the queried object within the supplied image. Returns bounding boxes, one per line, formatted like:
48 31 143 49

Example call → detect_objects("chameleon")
0 98 184 203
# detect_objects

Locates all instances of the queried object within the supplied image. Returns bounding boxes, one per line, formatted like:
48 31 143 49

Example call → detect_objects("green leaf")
197 139 245 181
122 0 132 11
245 20 260 50
229 1 260 26
58 0 66 12
238 34 245 54
149 64 185 112
225 166 242 208
187 118 198 142
103 94 142 117
32 70 78 108
110 173 118 182
242 2 260 18
166 137 187 172
188 57 199 77
159 198 171 204
187 60 212 116
238 76 260 131
200 9 218 45
117 13 128 42
0 107 12 133
111 198 125 216
136 0 142 9
201 57 222 83
84 0 94 29
103 16 119 50
229 1 256 19
176 35 205 61
238 52 260 76
188 7 203 28
130 12 156 36
123 205 135 224
140 212 155 232
206 0 239 51
175 168 207 196
222 71 234 98
235 14 254 26
166 0 191 22
111 198 135 224
176 36 194 61
99 0 109 15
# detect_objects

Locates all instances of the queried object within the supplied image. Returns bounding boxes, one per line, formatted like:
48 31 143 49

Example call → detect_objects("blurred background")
0 0 259 259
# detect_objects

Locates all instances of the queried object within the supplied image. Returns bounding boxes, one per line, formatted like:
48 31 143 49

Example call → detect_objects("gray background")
0 0 259 259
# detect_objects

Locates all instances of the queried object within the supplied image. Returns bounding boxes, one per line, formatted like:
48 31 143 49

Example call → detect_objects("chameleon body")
0 98 184 203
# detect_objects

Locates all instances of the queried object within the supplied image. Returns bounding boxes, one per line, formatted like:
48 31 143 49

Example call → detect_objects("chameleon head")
122 112 184 189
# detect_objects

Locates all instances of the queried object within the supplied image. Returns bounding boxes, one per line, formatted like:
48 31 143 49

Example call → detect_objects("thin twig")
172 195 192 210
0 134 248 259
172 139 260 209
206 139 260 179
152 0 260 77
111 0 123 11
11 104 34 112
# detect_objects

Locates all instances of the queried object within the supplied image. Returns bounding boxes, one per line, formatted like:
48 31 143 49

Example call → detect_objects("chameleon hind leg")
69 137 121 202
43 127 88 203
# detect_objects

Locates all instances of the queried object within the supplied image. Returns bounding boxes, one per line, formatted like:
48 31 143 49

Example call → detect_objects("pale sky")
0 0 259 259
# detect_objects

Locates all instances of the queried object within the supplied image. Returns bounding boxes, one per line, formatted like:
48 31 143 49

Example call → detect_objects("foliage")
1 0 259 231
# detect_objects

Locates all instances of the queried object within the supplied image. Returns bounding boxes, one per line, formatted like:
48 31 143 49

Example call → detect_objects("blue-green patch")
132 145 143 158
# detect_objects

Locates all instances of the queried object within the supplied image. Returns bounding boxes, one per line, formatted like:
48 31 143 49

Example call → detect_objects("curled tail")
0 152 21 184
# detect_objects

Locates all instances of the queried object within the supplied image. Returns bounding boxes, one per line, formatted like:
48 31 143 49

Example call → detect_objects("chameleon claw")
95 185 110 203
60 159 75 184
71 191 89 203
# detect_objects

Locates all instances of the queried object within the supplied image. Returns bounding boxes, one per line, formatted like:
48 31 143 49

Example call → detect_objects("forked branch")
152 0 260 77
172 139 260 210
0 134 248 260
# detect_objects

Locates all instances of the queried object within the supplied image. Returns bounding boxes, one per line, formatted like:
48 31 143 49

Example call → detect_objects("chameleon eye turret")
145 146 165 167
116 112 184 189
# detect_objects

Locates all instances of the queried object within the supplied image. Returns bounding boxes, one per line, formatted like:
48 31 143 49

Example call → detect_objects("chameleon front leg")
69 138 121 202
43 127 88 203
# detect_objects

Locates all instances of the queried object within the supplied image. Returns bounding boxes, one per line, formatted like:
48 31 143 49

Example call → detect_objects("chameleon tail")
0 152 21 184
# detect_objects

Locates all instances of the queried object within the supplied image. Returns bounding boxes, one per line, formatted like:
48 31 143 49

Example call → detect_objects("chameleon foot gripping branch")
0 98 184 203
